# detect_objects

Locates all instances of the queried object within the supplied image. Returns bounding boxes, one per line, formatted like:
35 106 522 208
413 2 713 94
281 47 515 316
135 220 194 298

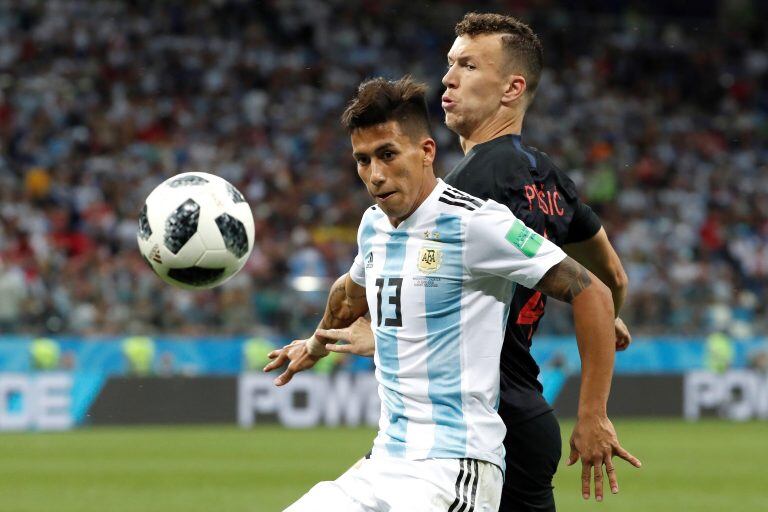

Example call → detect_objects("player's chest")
362 232 464 326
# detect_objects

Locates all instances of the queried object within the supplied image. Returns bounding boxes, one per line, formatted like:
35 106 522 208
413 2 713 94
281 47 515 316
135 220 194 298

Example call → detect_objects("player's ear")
501 74 526 106
421 138 436 166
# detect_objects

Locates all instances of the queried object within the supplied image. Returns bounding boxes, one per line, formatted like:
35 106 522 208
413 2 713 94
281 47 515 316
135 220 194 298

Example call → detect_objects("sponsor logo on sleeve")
505 219 543 257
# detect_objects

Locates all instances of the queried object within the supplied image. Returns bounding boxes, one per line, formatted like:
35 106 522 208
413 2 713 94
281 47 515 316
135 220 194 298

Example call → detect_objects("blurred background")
0 1 766 511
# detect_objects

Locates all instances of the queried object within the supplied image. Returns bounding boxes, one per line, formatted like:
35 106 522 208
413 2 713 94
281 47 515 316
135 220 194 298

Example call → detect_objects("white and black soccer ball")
137 172 255 290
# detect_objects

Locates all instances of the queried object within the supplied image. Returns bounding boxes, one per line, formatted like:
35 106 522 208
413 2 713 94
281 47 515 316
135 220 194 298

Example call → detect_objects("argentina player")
266 76 617 512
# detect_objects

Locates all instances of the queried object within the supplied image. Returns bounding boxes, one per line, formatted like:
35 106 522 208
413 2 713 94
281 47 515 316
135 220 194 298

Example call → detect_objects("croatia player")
266 76 619 511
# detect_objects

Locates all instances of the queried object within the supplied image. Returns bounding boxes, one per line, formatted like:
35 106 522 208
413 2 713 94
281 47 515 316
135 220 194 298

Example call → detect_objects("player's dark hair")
341 76 431 140
455 12 543 102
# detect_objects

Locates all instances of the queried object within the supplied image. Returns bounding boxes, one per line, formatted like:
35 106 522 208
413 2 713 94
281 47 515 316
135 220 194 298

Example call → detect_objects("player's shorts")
285 456 503 512
500 410 562 511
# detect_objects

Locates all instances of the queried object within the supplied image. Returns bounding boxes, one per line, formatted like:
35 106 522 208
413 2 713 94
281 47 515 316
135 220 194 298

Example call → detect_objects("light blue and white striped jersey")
349 179 567 469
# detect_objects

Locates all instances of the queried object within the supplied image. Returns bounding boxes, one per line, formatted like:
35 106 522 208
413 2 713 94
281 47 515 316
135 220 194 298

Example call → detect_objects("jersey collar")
467 134 522 155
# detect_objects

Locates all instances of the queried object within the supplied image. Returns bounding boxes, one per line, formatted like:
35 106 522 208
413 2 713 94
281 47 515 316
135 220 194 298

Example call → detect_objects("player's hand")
263 337 326 386
615 317 632 351
316 317 376 357
566 414 641 501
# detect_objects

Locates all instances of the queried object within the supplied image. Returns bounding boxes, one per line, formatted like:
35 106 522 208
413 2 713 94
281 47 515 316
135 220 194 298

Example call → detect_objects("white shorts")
285 456 502 512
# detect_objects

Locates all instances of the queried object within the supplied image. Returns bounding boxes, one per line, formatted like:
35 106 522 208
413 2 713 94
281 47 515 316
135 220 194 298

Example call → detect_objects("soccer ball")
137 172 255 290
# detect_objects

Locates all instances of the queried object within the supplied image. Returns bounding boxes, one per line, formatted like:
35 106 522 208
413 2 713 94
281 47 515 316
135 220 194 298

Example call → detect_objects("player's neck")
459 111 523 154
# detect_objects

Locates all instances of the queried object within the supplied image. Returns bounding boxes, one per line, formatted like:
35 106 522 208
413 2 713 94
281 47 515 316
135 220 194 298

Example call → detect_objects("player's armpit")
534 256 593 304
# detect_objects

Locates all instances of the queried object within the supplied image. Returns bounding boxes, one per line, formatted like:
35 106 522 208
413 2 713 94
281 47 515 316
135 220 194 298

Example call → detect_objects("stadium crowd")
0 0 766 339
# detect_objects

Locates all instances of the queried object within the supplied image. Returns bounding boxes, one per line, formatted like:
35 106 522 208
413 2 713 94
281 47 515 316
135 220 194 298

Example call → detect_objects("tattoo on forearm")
324 283 347 325
347 287 367 300
322 279 367 328
535 257 592 303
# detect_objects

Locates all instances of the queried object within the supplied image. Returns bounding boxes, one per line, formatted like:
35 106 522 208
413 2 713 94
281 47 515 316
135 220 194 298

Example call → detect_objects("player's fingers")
605 456 619 494
263 352 287 372
268 339 302 360
615 446 642 468
325 343 353 354
274 365 296 386
581 461 591 500
593 458 604 501
566 446 579 466
315 328 348 341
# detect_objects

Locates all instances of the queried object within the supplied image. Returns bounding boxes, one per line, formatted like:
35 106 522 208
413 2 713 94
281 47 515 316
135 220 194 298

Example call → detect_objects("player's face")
351 121 436 226
442 34 509 137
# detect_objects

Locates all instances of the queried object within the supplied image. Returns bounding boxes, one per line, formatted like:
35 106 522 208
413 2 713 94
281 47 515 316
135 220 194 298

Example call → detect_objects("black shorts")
500 410 562 512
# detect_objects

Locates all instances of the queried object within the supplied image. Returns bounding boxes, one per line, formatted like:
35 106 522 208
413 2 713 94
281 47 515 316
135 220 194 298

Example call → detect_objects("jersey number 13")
375 277 403 327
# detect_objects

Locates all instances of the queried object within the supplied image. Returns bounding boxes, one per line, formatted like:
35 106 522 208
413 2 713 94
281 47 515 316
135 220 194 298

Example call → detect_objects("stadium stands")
0 1 765 338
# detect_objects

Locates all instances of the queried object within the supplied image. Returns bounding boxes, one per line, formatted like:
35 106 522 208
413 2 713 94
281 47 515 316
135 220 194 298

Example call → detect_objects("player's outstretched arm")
264 273 368 386
563 227 632 350
534 256 641 501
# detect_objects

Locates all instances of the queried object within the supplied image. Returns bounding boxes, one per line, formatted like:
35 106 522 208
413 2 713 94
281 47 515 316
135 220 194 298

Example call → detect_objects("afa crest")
417 246 442 273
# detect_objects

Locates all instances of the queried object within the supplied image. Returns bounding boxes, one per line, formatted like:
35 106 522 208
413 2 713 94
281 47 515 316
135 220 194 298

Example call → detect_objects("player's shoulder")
452 137 558 194
438 188 516 230
466 138 531 173
362 204 386 218
472 196 516 220
519 143 580 200
358 204 387 232
434 183 488 218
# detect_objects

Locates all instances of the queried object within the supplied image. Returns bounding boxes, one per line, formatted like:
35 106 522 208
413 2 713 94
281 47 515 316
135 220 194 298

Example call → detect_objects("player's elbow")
608 265 628 297
577 276 614 319
596 259 628 298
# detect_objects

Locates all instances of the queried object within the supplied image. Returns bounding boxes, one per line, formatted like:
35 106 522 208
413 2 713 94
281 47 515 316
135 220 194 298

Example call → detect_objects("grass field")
1 420 766 511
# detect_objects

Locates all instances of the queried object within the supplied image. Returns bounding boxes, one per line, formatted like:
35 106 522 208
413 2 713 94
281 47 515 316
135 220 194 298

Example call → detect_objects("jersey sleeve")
348 251 365 286
551 166 602 244
565 201 602 244
348 210 372 287
465 201 567 289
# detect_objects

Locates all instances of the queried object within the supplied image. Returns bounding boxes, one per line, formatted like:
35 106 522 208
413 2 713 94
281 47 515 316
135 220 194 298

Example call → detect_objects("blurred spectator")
29 337 60 371
0 258 27 332
158 351 175 377
242 335 274 371
0 1 765 339
705 332 735 374
122 336 155 375
60 350 76 371
747 347 768 373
